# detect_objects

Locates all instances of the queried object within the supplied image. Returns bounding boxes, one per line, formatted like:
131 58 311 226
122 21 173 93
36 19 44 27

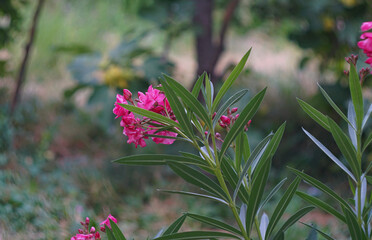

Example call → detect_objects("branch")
10 0 45 115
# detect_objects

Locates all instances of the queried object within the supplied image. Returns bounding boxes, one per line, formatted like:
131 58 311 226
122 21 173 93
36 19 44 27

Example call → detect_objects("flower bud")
123 89 132 101
231 107 238 113
100 226 106 232
78 229 84 234
90 227 96 233
85 217 90 225
220 115 231 125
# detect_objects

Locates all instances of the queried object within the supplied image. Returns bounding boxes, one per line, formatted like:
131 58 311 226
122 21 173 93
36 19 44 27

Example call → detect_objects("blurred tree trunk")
10 0 45 115
193 0 240 85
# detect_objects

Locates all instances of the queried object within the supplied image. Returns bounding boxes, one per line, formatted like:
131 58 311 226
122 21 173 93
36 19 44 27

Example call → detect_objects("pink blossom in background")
358 21 372 66
100 214 118 230
113 85 178 147
71 233 95 240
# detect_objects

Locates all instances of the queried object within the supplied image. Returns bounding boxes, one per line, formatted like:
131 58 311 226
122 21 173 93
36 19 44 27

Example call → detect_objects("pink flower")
361 21 372 32
123 89 132 101
137 85 169 113
71 233 94 240
100 214 118 230
113 94 128 119
358 22 372 67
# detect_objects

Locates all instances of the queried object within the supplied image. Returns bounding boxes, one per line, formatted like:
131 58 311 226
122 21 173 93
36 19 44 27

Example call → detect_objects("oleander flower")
358 21 372 66
100 214 118 230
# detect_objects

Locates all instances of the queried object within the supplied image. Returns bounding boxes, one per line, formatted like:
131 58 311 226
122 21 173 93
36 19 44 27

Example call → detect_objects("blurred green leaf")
163 214 187 236
301 222 335 240
152 231 241 239
349 64 364 130
342 206 363 240
297 98 330 131
110 219 127 240
158 189 228 205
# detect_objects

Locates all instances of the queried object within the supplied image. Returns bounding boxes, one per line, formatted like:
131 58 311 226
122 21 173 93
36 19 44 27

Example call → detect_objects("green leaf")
212 49 251 112
258 178 287 215
327 117 361 179
265 177 301 239
362 104 372 130
220 88 266 158
347 101 357 149
186 213 242 236
296 191 345 223
235 132 246 171
152 231 241 240
105 225 116 240
113 154 209 169
289 167 353 212
192 72 206 98
205 75 213 111
245 158 271 234
213 89 249 128
164 75 212 130
297 98 330 131
362 131 372 153
349 64 364 130
168 162 228 200
160 79 194 138
318 84 354 129
272 206 315 240
118 104 180 128
110 219 127 240
301 222 335 240
342 205 363 240
163 215 187 235
220 157 250 204
233 133 273 202
158 189 228 205
302 128 356 182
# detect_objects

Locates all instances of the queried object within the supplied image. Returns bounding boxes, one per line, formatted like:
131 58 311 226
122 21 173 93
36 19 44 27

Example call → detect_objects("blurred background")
1 0 372 239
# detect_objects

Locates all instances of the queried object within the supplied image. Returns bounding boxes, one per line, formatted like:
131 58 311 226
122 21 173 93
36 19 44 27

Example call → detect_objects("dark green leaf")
220 88 266 158
186 213 242 236
110 219 127 240
289 167 353 212
296 191 345 223
272 206 315 240
164 75 212 130
212 49 251 112
265 177 301 239
118 104 180 128
258 178 287 215
342 205 363 240
362 131 372 153
301 222 335 240
152 231 241 239
245 158 271 234
168 162 228 200
192 72 206 98
160 79 194 138
105 225 116 240
158 189 228 205
349 64 364 130
113 154 209 169
163 215 187 235
327 117 360 179
297 98 330 131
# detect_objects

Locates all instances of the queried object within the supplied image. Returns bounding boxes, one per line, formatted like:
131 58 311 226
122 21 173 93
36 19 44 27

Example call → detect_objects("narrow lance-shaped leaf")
302 128 356 182
152 231 241 240
272 207 315 240
297 98 330 131
168 162 228 200
110 219 127 240
258 178 287 214
160 79 194 138
191 72 206 98
158 189 228 205
289 167 353 212
233 133 273 202
205 75 213 111
212 49 252 112
342 205 363 240
186 213 242 236
239 204 247 230
105 225 116 240
163 75 212 130
118 104 180 129
265 177 301 239
296 191 346 223
163 215 187 236
348 101 358 149
318 83 355 130
213 89 249 128
363 131 372 153
327 117 361 180
220 88 266 158
260 213 269 240
349 64 364 130
301 222 335 240
245 158 271 234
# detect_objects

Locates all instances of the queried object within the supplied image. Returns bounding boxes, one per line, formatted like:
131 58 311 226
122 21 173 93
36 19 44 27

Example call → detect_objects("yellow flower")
103 65 134 88
322 16 335 31
339 0 357 7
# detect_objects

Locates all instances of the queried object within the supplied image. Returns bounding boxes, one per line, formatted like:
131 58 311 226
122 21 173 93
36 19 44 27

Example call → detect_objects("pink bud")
231 107 238 113
80 221 85 226
100 226 105 232
204 131 208 136
234 114 239 120
85 217 90 225
123 89 132 101
220 115 231 125
95 232 101 239
78 229 84 234
215 133 221 138
212 112 216 119
90 227 96 233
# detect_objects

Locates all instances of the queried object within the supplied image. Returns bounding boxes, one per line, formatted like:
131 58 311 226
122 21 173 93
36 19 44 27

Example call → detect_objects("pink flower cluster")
217 107 251 131
71 215 119 240
358 21 372 66
113 85 178 148
71 217 101 240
